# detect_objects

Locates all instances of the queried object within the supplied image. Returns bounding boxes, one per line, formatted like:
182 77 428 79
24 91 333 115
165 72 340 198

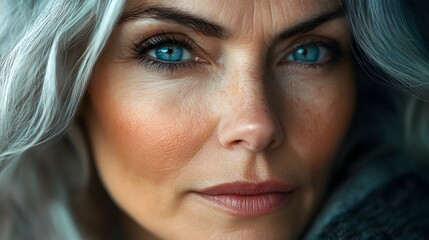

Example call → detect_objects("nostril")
231 140 243 145
229 139 253 149
267 135 282 150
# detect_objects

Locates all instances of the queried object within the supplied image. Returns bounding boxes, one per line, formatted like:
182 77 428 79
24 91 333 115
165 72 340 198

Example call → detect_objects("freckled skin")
83 0 355 239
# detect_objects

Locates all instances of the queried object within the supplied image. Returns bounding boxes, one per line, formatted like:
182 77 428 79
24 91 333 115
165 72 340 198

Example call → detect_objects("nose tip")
218 105 284 152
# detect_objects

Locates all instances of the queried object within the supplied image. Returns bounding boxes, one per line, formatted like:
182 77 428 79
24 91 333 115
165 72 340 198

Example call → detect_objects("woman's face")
84 0 355 239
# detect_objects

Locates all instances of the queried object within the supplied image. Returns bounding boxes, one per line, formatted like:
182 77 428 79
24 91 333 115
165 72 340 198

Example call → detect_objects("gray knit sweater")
303 147 429 239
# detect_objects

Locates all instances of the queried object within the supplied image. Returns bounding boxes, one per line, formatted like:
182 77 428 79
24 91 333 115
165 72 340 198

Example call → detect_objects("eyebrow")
119 5 229 38
119 5 345 41
276 7 344 41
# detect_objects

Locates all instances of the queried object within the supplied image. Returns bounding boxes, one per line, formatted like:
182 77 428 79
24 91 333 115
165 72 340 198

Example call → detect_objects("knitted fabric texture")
316 174 429 239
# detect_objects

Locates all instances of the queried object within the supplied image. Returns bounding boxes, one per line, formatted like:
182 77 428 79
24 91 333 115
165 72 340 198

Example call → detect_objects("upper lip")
198 181 296 195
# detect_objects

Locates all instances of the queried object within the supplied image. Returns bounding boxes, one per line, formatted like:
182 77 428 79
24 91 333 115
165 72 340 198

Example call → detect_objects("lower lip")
197 192 292 217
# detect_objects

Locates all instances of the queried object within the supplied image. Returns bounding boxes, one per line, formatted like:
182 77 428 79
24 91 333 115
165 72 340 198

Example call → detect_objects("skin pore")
83 0 355 239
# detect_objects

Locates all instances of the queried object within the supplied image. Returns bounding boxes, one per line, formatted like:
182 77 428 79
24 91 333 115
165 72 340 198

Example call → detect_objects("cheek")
285 72 355 179
293 91 352 159
85 84 215 186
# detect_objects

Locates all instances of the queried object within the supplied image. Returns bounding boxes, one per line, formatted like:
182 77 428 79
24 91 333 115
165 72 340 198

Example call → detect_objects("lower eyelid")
136 53 209 75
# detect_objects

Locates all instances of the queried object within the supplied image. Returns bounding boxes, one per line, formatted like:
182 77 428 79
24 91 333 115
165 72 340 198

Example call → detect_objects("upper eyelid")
133 33 196 53
287 36 339 51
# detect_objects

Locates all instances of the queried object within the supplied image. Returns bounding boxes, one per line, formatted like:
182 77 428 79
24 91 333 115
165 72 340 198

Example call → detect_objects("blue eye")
147 45 192 62
287 44 330 63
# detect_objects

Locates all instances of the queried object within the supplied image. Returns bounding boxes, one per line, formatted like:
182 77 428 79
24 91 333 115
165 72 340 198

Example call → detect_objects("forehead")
124 0 342 34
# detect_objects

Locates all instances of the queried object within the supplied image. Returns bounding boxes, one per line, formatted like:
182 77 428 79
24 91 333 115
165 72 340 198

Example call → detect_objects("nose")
217 76 284 152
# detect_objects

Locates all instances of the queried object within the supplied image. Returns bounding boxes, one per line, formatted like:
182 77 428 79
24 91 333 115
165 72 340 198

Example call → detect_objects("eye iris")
293 46 320 62
155 45 183 61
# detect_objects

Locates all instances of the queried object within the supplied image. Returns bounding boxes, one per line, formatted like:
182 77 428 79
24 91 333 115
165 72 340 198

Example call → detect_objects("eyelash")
130 34 341 73
131 33 200 73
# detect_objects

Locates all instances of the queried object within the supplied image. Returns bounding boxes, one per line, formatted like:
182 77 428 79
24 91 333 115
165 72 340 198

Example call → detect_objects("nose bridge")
228 45 269 108
217 56 284 152
224 53 271 121
234 66 267 109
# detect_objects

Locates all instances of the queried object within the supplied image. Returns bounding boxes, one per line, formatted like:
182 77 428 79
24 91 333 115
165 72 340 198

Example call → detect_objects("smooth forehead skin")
84 0 354 239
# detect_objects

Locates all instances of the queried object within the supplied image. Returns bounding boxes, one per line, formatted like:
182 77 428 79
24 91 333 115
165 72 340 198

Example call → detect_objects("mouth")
194 181 297 217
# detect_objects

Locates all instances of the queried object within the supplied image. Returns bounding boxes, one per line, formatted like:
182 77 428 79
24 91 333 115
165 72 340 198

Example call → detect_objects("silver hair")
0 0 125 239
344 0 429 167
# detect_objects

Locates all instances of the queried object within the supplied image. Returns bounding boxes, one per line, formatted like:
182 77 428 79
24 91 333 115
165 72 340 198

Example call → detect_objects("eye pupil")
155 45 183 61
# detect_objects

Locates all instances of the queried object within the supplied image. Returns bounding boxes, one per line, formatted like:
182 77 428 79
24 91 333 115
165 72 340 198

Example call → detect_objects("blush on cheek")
87 98 216 185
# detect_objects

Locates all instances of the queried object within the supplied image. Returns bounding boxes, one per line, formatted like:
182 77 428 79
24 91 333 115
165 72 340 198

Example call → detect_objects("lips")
195 181 296 217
